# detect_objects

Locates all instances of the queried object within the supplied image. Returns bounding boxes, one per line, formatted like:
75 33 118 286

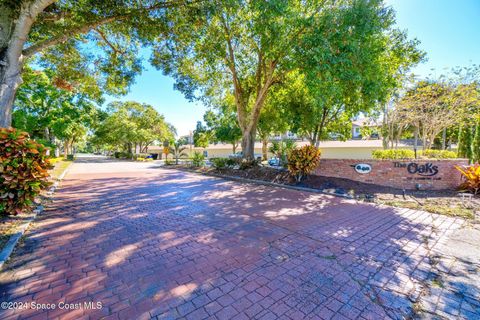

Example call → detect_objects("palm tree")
169 141 188 164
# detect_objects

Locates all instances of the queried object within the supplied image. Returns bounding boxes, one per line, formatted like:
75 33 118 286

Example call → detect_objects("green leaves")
0 128 52 216
203 108 242 147
287 145 321 182
92 101 174 151
13 66 100 152
397 79 480 151
151 0 422 154
192 121 211 148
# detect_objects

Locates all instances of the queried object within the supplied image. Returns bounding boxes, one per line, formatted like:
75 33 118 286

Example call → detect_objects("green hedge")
372 149 458 160
372 149 415 159
210 157 238 169
420 149 457 159
114 151 133 159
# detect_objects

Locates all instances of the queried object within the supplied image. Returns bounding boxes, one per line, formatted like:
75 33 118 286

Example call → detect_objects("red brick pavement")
0 158 465 319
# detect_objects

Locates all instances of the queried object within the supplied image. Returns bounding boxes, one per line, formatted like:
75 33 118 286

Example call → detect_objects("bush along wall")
372 149 459 160
288 145 322 182
0 128 52 215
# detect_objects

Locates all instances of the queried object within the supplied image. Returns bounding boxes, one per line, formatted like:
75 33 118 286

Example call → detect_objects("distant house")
271 131 299 141
351 119 382 139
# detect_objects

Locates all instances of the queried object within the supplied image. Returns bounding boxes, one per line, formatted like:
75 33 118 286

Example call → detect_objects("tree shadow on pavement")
0 166 473 320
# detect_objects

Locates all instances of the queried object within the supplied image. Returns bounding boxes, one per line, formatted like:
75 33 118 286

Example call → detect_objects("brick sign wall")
313 159 469 190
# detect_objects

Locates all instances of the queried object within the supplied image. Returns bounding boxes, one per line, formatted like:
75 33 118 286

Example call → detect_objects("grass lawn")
50 159 73 180
379 198 476 219
0 213 33 251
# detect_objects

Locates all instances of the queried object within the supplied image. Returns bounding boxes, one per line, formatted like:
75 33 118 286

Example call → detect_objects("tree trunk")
0 64 21 127
63 140 68 157
314 123 324 148
414 126 419 158
382 103 388 149
442 128 446 150
0 1 56 127
241 128 256 161
44 127 50 140
262 138 268 160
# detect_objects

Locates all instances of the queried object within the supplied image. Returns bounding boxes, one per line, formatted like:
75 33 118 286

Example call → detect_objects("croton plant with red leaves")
0 128 52 215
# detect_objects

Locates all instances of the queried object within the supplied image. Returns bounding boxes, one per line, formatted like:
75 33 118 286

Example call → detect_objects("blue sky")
106 0 480 136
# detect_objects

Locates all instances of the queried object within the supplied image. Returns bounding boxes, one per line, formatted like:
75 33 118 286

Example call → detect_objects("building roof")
351 119 381 127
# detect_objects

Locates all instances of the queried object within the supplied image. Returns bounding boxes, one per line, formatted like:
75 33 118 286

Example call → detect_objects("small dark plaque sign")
351 163 372 174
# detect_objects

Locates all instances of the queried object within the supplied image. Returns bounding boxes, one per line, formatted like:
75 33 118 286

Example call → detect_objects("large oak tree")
151 0 422 159
0 0 191 127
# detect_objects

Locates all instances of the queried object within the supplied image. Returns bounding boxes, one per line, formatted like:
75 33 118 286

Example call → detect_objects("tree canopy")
204 105 242 153
92 101 174 153
0 0 193 126
151 0 423 159
13 66 100 155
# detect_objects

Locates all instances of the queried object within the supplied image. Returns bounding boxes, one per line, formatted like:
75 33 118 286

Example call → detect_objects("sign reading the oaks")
394 162 439 176
314 159 468 190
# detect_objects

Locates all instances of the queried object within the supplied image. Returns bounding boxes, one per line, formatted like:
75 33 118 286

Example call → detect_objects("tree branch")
22 0 192 58
23 15 123 58
38 10 70 22
94 28 125 55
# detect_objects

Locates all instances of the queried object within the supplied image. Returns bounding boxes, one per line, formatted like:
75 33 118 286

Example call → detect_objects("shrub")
455 163 480 195
287 145 321 182
191 151 205 167
226 158 237 167
66 154 75 161
114 151 134 159
239 158 260 170
420 149 458 159
372 149 415 159
0 128 52 215
211 157 229 169
164 158 175 165
269 139 297 165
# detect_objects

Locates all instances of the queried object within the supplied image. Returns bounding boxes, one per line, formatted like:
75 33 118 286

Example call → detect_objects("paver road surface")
0 156 478 319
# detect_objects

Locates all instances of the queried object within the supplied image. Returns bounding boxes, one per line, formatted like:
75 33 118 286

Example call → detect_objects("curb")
162 166 355 200
0 165 70 270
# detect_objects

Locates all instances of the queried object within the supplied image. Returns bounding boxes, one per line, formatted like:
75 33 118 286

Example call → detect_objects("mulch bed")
165 164 479 219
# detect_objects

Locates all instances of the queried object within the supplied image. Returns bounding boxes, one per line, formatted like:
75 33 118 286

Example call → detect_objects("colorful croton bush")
455 163 480 195
288 145 322 182
0 128 52 215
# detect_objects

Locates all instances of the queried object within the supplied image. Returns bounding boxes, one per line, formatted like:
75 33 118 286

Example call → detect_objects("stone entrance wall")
313 159 469 190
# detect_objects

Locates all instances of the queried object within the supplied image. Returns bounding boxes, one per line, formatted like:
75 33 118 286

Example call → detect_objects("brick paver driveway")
0 157 478 319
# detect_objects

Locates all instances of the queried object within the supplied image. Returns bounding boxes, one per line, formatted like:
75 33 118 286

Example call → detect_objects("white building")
351 119 381 139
